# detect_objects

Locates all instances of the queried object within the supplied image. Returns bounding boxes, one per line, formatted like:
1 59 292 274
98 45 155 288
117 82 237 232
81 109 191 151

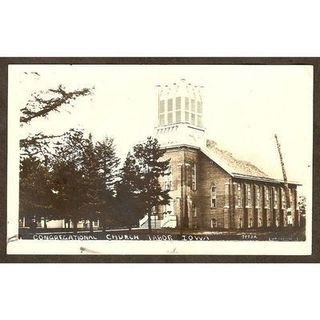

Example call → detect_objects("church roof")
205 139 268 178
163 140 300 185
203 139 300 185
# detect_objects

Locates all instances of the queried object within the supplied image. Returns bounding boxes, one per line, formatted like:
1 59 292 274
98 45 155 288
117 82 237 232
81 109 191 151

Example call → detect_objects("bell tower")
155 79 206 148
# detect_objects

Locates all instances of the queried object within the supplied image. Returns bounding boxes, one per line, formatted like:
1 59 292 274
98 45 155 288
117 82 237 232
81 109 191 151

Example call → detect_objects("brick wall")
160 145 300 230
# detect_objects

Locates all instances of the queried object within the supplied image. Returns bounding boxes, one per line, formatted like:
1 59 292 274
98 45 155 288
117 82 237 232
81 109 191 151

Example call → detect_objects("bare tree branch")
20 85 94 125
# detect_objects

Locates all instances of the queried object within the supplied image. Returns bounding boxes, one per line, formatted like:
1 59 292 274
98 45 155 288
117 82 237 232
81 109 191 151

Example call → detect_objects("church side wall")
160 146 300 231
197 152 231 229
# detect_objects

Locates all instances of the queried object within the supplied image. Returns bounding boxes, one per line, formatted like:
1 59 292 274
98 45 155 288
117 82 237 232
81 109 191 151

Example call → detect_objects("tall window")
245 184 251 208
167 99 173 124
236 183 242 208
281 188 286 209
192 164 196 191
264 186 270 209
288 189 292 209
196 101 202 127
192 203 197 217
224 183 230 208
175 97 181 123
273 188 278 209
185 97 190 122
255 185 260 208
159 100 165 125
191 99 196 125
211 184 217 208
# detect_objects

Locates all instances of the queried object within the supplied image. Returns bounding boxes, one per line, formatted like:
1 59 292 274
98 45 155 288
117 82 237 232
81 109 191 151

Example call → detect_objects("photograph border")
1 57 319 263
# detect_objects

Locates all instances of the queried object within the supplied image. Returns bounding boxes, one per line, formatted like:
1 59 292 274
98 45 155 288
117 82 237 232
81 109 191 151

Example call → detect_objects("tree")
19 82 94 229
19 157 55 228
20 84 94 157
80 135 120 232
50 130 120 233
94 137 120 231
50 129 88 233
117 137 171 231
116 153 143 227
20 84 93 125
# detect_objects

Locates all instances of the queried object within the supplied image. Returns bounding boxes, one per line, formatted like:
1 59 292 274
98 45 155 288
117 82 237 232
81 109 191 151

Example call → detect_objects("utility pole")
274 134 292 224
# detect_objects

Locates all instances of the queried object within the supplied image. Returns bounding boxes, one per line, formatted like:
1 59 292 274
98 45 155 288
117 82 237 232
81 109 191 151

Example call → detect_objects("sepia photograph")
5 62 313 256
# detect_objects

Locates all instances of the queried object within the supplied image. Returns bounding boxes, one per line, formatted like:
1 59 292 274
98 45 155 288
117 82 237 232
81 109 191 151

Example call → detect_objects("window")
196 101 203 127
264 186 270 209
211 218 217 228
224 183 230 207
192 203 197 217
159 100 165 125
192 164 196 191
167 99 173 124
236 183 242 208
191 99 195 112
185 97 189 110
273 188 278 209
281 188 286 209
167 113 173 124
211 184 216 208
159 115 165 126
190 99 196 125
159 100 165 113
288 189 292 209
175 97 181 122
255 185 260 208
176 97 181 108
191 113 195 125
185 98 190 123
245 184 251 208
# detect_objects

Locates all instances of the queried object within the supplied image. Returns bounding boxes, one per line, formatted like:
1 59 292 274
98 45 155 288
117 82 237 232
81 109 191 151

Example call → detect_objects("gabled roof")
204 140 300 185
162 140 300 186
205 139 268 178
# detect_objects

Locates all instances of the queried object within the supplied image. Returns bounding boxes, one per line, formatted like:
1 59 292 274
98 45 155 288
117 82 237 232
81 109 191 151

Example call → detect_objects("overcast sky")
9 64 313 195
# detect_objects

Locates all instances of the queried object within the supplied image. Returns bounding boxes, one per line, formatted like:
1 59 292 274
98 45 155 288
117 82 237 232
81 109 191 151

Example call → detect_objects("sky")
8 64 313 195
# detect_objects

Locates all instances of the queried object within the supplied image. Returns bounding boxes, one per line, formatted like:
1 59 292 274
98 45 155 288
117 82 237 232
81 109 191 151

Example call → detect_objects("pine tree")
116 153 144 227
95 137 120 231
50 129 88 233
20 157 55 229
117 137 171 230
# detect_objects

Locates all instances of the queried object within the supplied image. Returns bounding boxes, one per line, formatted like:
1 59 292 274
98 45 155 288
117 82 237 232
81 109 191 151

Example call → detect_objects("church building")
140 79 301 230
